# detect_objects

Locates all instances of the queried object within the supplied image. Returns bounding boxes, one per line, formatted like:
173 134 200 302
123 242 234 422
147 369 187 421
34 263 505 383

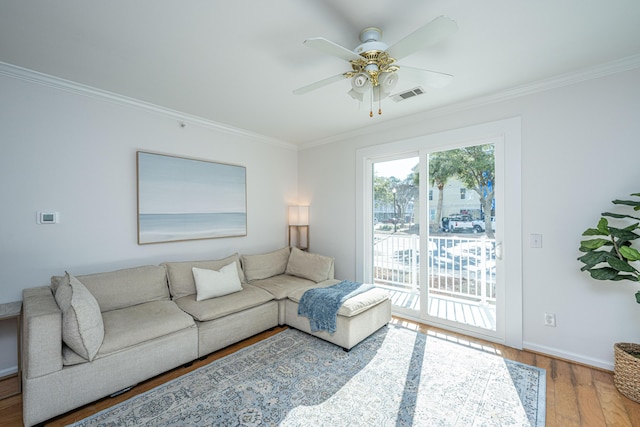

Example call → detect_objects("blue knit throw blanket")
298 280 374 334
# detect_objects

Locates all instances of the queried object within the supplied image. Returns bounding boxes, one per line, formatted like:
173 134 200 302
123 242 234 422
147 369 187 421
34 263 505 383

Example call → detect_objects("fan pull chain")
369 85 373 117
378 86 382 115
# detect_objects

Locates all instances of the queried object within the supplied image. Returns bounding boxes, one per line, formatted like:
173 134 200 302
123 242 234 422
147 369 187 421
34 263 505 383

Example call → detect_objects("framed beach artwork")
137 151 247 244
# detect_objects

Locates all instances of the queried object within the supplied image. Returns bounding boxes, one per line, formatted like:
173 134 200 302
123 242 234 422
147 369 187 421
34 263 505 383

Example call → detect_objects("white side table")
0 301 22 399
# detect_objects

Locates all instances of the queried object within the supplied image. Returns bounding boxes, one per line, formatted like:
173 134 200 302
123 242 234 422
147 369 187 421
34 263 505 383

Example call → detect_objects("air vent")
390 86 426 103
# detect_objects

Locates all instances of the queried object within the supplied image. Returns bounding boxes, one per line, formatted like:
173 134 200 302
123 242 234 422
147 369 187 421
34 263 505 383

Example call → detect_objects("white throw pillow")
54 272 105 361
193 261 243 301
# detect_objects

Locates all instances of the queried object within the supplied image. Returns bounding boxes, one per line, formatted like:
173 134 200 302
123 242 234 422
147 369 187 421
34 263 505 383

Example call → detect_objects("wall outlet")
544 313 556 327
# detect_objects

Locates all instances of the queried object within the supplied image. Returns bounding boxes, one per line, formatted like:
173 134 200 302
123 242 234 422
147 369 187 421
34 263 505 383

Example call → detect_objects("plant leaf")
623 223 640 231
578 251 611 268
582 227 609 236
609 227 640 242
580 239 612 250
610 275 640 282
607 256 637 273
612 199 640 208
589 267 622 280
588 268 639 281
620 246 640 262
597 217 609 234
603 212 640 221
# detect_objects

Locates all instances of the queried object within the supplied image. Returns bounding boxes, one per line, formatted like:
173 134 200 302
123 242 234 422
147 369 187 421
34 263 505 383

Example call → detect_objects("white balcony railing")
373 233 496 305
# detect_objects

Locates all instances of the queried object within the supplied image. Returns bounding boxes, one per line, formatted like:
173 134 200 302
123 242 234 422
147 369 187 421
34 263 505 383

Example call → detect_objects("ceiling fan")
293 16 458 117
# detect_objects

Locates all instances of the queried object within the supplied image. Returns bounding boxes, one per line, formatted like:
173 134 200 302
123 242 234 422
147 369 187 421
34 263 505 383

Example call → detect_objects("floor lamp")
288 206 309 251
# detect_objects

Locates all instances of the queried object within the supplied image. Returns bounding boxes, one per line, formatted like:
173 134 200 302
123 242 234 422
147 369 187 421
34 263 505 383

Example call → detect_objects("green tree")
392 178 417 225
374 166 418 228
373 175 393 211
448 145 496 238
428 152 458 231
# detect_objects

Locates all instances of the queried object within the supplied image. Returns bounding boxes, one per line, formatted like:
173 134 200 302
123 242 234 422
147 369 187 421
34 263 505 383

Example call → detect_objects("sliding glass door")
358 118 521 346
371 144 499 339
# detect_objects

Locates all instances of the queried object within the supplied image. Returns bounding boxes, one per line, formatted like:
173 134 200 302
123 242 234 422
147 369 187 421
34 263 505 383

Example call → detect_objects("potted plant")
578 192 640 402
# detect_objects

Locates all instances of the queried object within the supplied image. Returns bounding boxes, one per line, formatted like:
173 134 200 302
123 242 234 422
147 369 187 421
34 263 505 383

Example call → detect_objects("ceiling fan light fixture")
351 73 370 93
379 72 399 92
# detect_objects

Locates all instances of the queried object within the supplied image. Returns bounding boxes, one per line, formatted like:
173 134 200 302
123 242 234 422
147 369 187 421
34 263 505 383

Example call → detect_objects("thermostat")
37 211 59 224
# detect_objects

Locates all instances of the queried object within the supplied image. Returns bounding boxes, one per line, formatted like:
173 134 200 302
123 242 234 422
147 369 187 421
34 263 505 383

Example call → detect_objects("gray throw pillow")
54 272 105 361
285 247 334 282
242 247 291 281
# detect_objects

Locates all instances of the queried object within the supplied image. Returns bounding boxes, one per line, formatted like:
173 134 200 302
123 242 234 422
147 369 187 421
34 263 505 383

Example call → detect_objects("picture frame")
137 151 247 244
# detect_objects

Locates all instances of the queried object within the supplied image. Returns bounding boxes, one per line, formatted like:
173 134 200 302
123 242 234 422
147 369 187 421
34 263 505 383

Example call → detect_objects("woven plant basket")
614 342 640 403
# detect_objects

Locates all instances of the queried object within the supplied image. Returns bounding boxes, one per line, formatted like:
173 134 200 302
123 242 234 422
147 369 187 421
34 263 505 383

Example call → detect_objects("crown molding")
0 61 298 151
3 53 639 152
300 53 640 150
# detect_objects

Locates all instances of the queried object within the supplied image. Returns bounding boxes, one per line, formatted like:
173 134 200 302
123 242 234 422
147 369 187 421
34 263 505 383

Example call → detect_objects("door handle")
495 241 503 260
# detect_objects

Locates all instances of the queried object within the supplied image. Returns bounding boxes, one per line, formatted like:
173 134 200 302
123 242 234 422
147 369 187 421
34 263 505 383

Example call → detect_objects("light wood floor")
1 317 639 426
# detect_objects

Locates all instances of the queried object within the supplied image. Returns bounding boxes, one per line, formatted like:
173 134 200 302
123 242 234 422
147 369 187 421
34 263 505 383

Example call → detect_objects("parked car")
472 216 496 232
443 214 484 233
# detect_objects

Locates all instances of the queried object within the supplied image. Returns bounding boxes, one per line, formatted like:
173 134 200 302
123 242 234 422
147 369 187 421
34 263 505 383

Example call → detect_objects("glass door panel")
426 144 497 332
372 157 421 316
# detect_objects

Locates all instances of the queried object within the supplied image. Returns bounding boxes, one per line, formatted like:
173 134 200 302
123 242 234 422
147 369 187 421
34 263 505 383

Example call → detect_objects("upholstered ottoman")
284 286 391 350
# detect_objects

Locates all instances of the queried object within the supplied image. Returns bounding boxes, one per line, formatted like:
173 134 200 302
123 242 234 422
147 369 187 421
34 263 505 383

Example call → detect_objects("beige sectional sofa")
21 247 390 426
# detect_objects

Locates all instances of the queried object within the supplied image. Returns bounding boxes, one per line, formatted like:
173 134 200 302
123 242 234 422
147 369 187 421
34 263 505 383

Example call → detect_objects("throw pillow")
162 253 245 300
54 272 105 361
285 247 334 282
193 261 243 301
242 247 291 282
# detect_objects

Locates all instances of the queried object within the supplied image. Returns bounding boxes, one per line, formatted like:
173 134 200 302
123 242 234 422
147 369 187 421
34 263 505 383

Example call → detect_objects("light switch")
530 234 542 248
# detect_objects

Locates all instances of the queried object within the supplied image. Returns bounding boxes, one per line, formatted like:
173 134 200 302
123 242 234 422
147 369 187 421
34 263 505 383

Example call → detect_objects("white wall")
2 65 638 375
298 68 640 369
0 71 298 372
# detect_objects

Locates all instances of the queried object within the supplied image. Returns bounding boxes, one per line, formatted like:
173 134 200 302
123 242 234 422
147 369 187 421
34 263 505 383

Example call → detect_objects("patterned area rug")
70 326 545 426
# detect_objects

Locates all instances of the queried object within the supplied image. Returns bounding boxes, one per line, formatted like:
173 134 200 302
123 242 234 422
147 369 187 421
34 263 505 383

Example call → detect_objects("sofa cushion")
174 284 274 322
193 262 243 301
242 247 290 282
54 272 104 361
285 247 334 283
62 300 195 366
288 285 390 318
51 265 169 313
249 274 331 300
162 254 245 300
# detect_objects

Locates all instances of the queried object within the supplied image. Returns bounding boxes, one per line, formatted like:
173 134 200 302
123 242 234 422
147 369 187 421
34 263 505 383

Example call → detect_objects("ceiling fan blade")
386 16 458 60
400 66 454 89
293 73 346 95
303 37 362 62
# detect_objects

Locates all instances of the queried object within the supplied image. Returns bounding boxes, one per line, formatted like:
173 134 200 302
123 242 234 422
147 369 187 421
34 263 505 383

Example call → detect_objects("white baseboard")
0 366 18 378
523 341 613 371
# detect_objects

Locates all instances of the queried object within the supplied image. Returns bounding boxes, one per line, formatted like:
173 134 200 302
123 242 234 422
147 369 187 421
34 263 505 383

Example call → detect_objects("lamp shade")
288 206 309 226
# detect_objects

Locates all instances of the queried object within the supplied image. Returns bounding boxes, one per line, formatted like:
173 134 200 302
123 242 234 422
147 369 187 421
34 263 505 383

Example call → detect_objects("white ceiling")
1 1 640 147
